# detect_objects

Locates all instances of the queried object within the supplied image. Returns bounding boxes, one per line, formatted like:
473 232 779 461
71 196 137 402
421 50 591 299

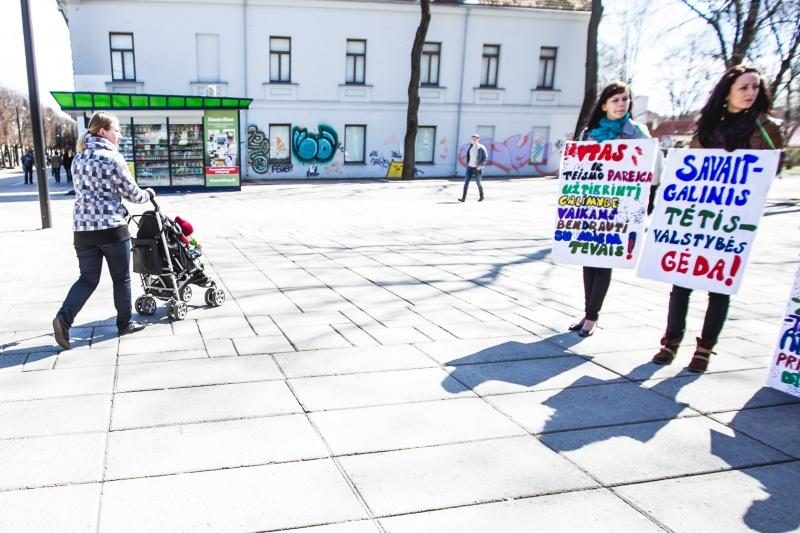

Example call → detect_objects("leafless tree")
402 0 431 180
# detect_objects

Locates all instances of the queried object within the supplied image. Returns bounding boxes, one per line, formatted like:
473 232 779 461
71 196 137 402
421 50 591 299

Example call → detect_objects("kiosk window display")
51 91 251 191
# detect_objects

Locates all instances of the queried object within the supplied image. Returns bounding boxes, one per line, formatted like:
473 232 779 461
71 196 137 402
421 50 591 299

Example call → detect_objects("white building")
57 0 590 183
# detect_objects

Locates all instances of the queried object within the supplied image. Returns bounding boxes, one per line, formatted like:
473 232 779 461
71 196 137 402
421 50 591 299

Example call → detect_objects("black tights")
665 285 730 344
582 266 612 321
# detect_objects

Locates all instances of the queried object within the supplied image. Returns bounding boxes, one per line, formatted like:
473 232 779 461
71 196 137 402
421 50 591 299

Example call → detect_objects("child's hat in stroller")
174 216 194 236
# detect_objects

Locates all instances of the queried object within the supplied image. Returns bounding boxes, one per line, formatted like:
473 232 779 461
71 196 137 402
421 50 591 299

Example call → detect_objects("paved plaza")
0 168 799 532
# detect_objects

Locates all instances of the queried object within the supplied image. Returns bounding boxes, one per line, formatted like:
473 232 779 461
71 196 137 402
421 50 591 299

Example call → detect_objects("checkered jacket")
72 136 150 231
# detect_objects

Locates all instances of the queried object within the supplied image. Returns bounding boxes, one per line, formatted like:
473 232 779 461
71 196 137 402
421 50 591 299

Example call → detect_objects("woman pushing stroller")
52 111 155 350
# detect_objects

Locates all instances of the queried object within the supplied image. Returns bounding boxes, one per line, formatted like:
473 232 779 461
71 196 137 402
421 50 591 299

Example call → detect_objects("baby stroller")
129 198 225 321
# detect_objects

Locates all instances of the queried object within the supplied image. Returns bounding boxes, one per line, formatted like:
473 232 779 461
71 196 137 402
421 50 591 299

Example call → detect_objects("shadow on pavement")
710 387 800 533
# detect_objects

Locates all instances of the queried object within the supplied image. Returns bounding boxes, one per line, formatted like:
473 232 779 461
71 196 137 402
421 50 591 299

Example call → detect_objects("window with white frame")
110 33 136 81
420 42 441 86
344 125 366 163
480 44 500 87
345 39 366 84
196 33 220 82
537 47 557 89
270 37 291 83
416 126 436 164
269 124 291 162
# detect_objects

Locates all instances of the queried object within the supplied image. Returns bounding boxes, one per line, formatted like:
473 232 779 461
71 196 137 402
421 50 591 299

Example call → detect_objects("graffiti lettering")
271 163 292 173
306 164 320 177
247 125 270 174
292 125 339 164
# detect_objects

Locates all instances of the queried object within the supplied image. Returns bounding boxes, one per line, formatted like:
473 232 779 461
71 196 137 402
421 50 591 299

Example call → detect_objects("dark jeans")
461 167 484 200
53 168 61 183
665 285 729 344
57 239 133 331
65 167 73 183
23 168 33 184
583 266 612 321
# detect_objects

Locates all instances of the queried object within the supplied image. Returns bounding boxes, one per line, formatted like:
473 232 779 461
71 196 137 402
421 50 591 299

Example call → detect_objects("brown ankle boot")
652 335 682 365
687 337 715 373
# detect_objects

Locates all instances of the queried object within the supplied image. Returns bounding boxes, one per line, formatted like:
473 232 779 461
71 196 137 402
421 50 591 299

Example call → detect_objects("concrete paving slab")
339 436 597 516
360 325 431 345
99 459 367 532
118 333 205 355
0 483 100 533
643 371 800 414
540 416 790 485
282 522 381 533
0 432 106 490
111 380 301 429
711 403 800 458
21 351 57 371
379 489 663 532
587 348 762 381
106 414 328 479
310 397 526 455
0 394 111 439
55 345 118 368
197 316 256 339
115 354 282 392
486 380 697 435
116 349 208 365
438 320 533 339
233 335 295 354
0 365 114 402
444 356 622 396
290 367 475 411
275 344 435 378
279 322 352 351
415 336 571 365
615 462 800 533
204 337 237 357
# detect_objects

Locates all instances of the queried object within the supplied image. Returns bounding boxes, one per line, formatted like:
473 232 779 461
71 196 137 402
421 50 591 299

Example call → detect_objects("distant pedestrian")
51 151 62 184
651 65 784 373
21 150 34 185
458 133 488 202
52 111 155 350
63 150 74 183
569 80 653 338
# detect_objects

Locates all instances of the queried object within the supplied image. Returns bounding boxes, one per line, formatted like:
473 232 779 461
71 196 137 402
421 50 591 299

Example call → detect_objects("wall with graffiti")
242 110 572 179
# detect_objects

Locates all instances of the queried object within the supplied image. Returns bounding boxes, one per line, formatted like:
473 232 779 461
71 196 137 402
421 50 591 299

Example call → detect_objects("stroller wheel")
168 300 188 321
205 288 225 307
138 296 157 316
179 285 193 303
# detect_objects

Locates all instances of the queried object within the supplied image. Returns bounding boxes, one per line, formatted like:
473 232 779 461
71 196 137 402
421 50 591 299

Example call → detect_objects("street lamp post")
20 0 52 229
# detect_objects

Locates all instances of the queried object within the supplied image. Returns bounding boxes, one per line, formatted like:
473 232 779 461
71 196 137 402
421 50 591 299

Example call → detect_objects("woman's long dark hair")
584 81 633 132
696 65 773 149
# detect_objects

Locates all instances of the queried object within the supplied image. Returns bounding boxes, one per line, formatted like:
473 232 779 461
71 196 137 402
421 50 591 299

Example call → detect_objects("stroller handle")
149 194 159 211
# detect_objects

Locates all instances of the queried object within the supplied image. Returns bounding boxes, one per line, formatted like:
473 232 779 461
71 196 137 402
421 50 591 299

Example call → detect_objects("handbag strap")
756 120 776 150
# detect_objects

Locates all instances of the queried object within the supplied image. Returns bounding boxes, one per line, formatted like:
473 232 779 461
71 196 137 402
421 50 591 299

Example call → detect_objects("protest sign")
637 148 780 295
552 139 657 268
767 265 800 398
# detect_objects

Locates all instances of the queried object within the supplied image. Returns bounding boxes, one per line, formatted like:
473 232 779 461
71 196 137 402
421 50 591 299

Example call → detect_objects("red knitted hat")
174 216 194 236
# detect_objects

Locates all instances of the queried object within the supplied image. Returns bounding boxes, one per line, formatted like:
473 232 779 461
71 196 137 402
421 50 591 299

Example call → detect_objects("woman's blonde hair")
76 111 118 153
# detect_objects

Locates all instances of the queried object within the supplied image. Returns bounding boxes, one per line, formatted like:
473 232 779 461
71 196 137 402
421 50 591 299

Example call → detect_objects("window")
109 33 136 81
344 125 366 163
270 37 291 83
196 33 220 82
416 126 436 164
480 44 500 87
538 47 557 89
420 42 441 86
345 39 366 84
476 125 495 160
269 124 291 162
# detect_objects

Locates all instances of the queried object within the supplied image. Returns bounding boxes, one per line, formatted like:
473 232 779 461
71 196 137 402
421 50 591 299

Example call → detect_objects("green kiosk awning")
51 91 252 111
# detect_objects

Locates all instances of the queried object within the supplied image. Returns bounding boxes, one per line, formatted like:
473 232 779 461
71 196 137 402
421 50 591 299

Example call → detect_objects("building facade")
59 0 590 180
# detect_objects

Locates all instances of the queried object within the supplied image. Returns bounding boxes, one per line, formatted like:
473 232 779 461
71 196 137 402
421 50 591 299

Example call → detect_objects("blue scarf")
587 112 630 142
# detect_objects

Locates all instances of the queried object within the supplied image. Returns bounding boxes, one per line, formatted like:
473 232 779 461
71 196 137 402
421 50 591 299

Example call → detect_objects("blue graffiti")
292 125 339 164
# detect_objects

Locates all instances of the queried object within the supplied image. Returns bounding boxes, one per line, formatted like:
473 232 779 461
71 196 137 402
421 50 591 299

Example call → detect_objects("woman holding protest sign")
652 65 783 372
569 81 654 337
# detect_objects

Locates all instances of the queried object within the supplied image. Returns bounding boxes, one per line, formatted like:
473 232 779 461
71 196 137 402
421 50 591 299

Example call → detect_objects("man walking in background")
22 150 34 185
458 133 488 202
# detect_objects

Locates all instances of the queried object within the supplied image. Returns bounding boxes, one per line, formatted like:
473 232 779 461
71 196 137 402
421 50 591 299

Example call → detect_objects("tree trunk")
573 0 603 140
402 0 431 180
